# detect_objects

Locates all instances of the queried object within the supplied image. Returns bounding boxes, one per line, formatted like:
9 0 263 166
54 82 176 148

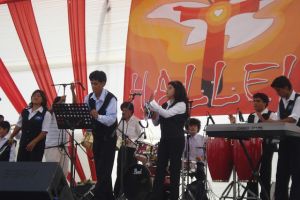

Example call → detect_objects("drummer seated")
184 118 207 178
114 101 142 197
183 118 209 199
184 118 206 162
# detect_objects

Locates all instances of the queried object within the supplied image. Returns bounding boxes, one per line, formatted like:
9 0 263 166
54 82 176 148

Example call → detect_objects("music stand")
53 103 93 189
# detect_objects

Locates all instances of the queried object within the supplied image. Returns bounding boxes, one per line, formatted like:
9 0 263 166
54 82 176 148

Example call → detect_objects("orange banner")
124 0 300 117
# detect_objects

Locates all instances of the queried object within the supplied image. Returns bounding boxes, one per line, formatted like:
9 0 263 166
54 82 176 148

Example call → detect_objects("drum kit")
80 130 263 200
120 135 264 200
127 138 213 200
123 141 172 200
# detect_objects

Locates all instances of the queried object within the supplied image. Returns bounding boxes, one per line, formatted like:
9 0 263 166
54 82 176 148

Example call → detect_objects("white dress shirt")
45 114 68 147
16 106 51 133
116 115 142 148
251 108 277 123
149 99 186 126
84 89 117 127
0 135 16 162
277 90 300 122
183 134 207 162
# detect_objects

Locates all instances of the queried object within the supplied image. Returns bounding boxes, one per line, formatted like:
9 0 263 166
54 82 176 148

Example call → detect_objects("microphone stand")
51 82 87 189
116 117 127 200
186 132 191 185
186 100 193 186
203 111 217 200
52 82 85 95
181 130 194 200
237 108 245 123
182 101 194 199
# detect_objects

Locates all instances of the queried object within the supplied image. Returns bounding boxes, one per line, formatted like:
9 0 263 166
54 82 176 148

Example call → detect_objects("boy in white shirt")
183 118 208 200
0 121 16 161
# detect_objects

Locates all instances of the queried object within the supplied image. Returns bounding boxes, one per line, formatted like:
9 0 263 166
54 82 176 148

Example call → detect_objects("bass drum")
124 164 152 200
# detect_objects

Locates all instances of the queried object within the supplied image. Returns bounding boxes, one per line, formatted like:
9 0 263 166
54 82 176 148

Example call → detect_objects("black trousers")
247 140 276 200
189 162 208 200
152 137 185 200
114 146 137 197
93 136 117 200
17 140 45 162
275 138 300 200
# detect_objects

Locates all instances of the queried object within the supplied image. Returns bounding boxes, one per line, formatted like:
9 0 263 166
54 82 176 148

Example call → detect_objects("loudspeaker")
0 162 74 200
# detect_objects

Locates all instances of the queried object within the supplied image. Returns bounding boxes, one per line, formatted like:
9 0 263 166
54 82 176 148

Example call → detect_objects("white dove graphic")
147 0 274 48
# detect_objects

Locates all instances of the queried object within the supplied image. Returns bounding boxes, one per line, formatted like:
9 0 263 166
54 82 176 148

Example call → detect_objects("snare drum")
182 160 197 173
135 142 154 155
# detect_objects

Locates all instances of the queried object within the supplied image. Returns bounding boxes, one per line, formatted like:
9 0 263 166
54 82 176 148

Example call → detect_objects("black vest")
0 139 16 161
20 107 47 147
88 92 118 140
159 102 188 140
279 93 300 121
247 110 272 123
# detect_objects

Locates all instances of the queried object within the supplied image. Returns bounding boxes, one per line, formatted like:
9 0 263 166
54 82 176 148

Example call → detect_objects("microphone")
143 132 147 139
238 108 245 122
130 92 142 96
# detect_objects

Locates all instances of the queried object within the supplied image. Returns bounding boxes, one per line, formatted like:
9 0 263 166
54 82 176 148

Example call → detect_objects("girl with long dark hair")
9 90 51 161
148 80 189 200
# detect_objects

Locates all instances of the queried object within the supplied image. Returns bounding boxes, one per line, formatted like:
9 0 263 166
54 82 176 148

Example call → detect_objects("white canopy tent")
0 0 278 197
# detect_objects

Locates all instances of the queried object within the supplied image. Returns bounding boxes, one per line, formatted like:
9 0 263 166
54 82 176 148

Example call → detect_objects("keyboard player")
259 76 300 200
229 92 277 200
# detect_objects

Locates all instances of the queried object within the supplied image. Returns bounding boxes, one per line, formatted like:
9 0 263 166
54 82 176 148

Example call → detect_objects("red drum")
135 142 154 155
233 139 262 181
148 165 157 177
207 138 233 182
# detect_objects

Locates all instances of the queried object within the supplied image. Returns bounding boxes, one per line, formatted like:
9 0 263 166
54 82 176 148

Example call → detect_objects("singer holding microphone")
84 70 117 200
147 80 189 200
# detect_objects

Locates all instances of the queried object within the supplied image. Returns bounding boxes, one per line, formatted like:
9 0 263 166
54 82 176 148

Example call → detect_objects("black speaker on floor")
0 162 74 200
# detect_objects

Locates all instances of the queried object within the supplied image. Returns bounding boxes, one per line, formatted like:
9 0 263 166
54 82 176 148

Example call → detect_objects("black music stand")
53 103 93 189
